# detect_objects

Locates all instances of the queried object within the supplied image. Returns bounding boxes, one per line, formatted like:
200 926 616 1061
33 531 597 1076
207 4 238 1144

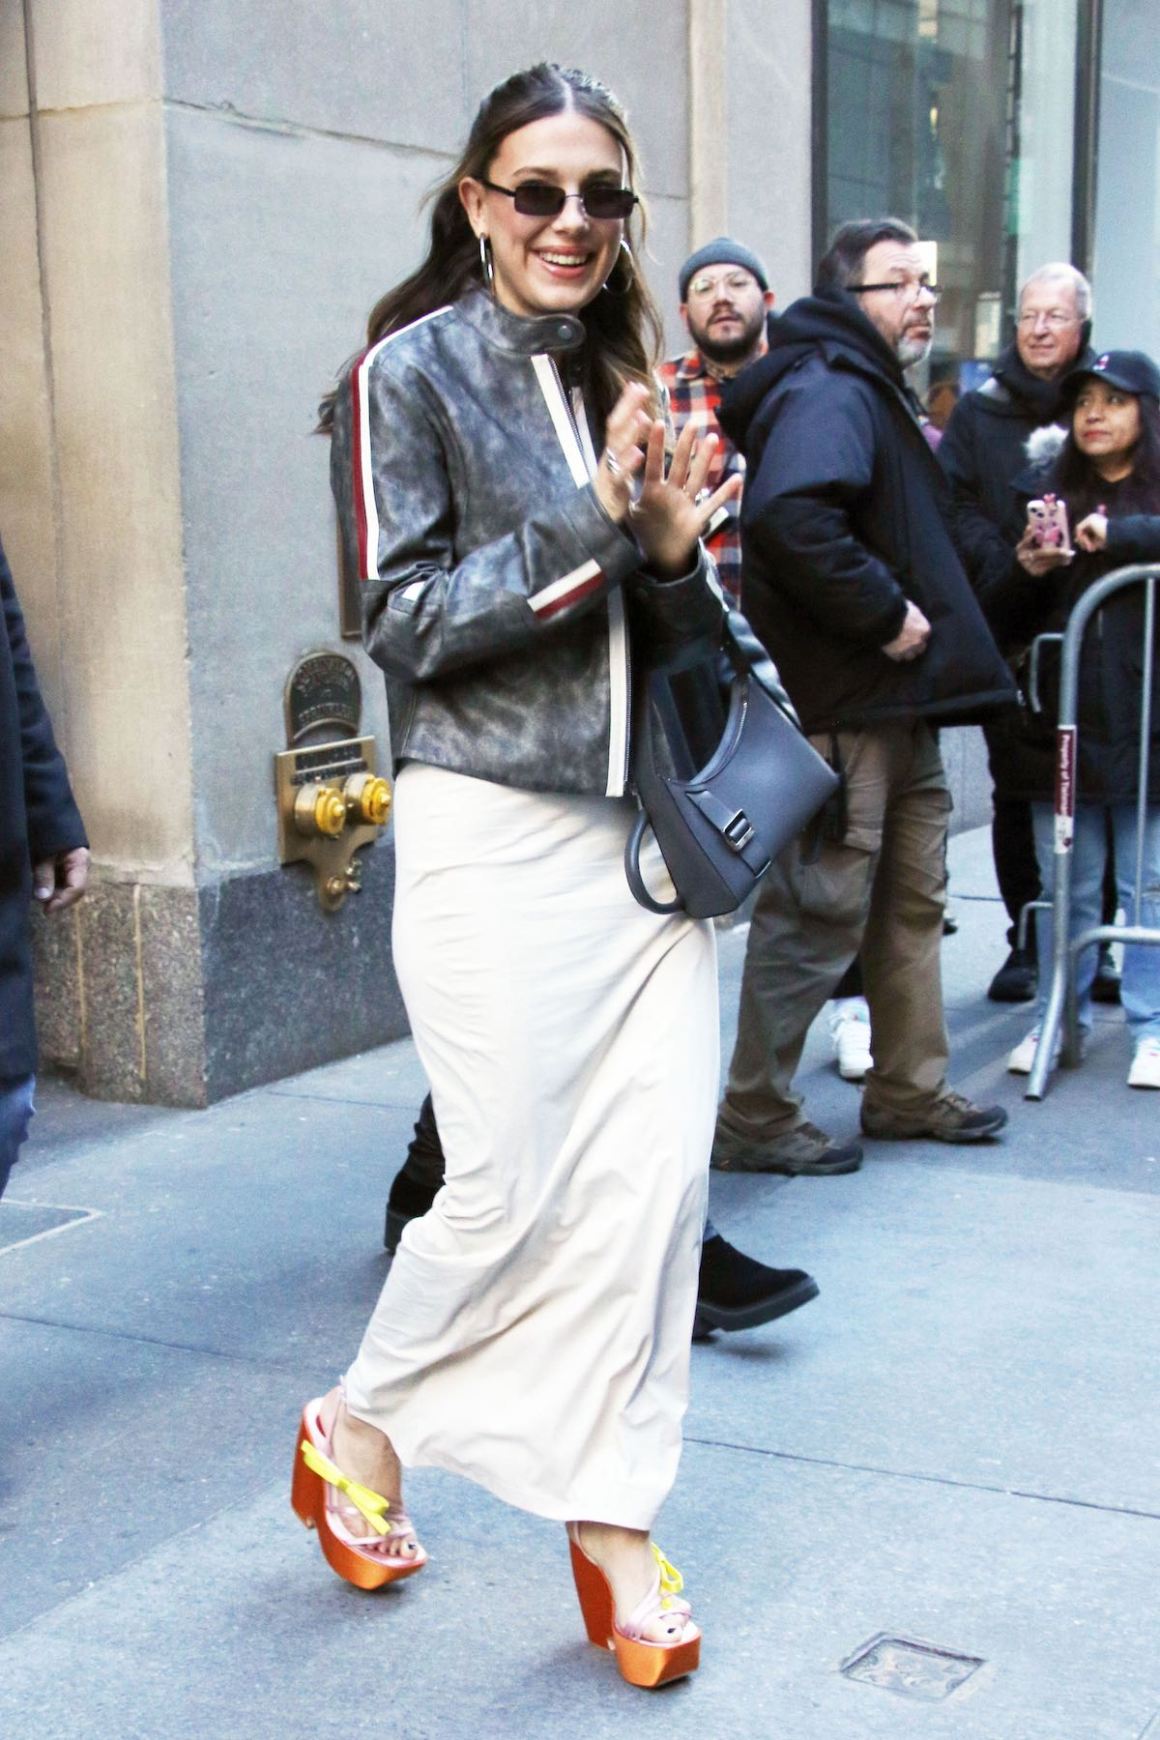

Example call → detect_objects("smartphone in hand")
1026 494 1072 555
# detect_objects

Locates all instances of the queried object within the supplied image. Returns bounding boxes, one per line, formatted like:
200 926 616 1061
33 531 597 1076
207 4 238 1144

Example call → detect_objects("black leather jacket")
330 289 724 796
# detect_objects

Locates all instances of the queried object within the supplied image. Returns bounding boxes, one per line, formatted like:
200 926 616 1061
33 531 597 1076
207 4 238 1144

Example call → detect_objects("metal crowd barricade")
1024 562 1160 1100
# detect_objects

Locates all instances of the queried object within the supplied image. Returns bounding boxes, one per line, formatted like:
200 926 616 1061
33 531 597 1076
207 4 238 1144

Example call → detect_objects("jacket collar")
990 340 1097 422
458 287 586 356
720 289 927 450
674 333 769 384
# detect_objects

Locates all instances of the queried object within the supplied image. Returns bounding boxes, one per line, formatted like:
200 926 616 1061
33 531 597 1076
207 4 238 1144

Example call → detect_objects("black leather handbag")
625 610 839 919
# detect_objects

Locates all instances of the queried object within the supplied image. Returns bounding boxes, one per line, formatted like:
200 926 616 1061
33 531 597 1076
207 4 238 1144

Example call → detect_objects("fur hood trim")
1025 423 1067 468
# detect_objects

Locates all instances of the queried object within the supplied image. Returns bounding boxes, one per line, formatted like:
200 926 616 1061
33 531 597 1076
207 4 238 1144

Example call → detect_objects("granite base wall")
32 837 406 1107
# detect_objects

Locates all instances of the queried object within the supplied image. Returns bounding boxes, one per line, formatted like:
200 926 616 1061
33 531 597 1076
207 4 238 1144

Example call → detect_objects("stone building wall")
2 0 983 1106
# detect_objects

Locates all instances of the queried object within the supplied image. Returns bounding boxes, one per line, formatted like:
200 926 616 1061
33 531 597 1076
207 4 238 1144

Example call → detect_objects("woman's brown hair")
319 63 663 432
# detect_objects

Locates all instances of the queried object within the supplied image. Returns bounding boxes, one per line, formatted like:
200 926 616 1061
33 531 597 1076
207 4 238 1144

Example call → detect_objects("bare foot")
320 1389 423 1563
572 1521 693 1644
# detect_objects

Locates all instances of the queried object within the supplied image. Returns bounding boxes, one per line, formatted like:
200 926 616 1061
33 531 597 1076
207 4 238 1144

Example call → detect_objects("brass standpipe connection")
294 784 349 840
343 772 392 828
275 652 392 912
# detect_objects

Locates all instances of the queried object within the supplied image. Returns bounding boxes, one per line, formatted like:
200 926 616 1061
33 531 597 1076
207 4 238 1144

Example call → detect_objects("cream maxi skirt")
343 763 719 1528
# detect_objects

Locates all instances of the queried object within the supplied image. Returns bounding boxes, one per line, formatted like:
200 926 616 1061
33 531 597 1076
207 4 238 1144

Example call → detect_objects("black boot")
692 1234 819 1339
987 930 1037 1002
384 1095 445 1252
1092 944 1122 1004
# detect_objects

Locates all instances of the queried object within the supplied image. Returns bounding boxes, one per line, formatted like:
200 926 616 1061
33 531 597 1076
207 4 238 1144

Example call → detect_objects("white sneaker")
1127 1037 1160 1089
1007 1027 1058 1075
828 997 872 1082
1007 1026 1086 1074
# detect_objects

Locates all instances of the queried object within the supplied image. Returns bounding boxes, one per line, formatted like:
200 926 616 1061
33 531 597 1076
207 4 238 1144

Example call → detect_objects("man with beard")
665 239 874 1079
710 219 1015 1178
658 238 775 605
938 264 1107 1004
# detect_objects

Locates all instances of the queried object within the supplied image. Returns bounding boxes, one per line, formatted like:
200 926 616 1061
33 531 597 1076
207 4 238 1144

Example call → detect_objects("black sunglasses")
482 179 638 221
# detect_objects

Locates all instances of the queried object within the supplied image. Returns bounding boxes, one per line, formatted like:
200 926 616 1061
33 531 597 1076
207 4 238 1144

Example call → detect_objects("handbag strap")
624 811 684 915
723 609 803 728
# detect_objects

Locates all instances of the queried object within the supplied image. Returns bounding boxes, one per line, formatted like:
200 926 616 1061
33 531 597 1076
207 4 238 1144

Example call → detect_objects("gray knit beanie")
678 236 769 301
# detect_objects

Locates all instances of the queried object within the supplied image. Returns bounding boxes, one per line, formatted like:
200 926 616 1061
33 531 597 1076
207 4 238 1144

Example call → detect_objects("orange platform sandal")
567 1523 700 1688
291 1392 427 1591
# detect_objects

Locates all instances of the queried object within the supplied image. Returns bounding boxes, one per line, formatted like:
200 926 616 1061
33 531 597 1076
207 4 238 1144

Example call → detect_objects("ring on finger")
604 451 625 480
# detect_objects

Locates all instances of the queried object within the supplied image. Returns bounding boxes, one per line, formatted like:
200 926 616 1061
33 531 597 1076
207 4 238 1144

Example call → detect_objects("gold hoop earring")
478 234 494 290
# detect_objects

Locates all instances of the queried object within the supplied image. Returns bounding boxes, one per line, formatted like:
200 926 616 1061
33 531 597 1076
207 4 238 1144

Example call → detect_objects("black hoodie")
938 335 1096 602
719 290 1014 734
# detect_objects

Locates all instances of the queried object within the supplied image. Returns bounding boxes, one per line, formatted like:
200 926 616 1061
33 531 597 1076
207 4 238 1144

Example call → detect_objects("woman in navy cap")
986 349 1160 1087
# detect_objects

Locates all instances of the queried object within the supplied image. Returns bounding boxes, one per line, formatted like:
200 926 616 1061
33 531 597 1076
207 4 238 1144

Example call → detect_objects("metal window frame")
1071 0 1103 277
810 0 829 275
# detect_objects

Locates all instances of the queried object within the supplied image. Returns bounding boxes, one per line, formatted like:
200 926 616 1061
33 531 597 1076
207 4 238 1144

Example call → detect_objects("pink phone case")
1027 494 1071 552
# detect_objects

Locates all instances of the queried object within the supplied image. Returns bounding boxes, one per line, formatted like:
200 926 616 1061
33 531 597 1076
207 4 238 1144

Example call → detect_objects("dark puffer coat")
719 290 1014 734
984 472 1160 805
939 339 1094 601
1 537 87 1078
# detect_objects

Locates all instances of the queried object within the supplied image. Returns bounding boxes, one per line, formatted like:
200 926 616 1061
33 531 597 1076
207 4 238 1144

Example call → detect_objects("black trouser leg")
1103 811 1118 924
384 1096 446 1249
993 797 1040 948
401 1093 445 1189
832 956 864 999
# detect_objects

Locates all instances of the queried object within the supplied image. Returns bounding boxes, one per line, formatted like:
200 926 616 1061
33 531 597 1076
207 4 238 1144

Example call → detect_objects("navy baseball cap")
1063 349 1160 402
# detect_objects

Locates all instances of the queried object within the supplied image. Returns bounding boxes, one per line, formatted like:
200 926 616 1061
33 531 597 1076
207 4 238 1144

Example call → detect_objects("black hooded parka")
719 290 1014 735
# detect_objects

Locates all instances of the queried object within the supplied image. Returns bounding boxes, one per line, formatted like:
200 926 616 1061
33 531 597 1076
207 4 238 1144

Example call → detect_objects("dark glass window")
820 2 1079 400
1091 0 1160 359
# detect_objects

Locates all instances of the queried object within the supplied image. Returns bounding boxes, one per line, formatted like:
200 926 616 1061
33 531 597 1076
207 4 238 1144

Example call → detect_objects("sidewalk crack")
686 1432 1160 1523
0 1308 301 1372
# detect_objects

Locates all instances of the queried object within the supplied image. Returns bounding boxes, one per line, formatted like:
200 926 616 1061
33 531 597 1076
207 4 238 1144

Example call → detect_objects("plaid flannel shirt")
657 346 754 604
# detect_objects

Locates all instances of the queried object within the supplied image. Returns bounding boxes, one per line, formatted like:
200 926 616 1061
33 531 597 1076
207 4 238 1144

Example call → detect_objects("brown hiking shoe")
861 1090 1008 1143
710 1119 863 1176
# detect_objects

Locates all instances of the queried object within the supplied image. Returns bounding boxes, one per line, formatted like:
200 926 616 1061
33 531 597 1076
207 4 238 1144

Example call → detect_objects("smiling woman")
301 62 743 1691
459 114 628 319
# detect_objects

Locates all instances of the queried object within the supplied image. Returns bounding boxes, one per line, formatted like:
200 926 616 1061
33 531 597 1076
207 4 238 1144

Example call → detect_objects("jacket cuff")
874 595 909 646
1106 517 1160 565
28 804 88 864
559 484 644 587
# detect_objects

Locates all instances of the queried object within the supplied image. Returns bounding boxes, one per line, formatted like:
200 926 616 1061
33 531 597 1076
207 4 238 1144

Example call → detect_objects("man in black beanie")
659 237 775 606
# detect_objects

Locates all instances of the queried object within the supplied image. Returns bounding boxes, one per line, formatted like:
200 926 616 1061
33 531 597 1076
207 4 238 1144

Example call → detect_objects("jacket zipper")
547 357 631 796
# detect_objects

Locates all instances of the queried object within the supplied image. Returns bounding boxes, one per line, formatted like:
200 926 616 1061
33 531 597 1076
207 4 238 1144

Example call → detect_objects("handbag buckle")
723 810 755 853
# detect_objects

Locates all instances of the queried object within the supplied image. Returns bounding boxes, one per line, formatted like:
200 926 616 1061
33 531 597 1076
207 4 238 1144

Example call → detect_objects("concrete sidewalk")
1 826 1157 1739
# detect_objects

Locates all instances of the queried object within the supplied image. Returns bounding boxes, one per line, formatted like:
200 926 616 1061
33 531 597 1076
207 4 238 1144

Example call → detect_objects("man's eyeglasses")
687 271 760 299
1017 308 1079 329
481 180 638 221
853 279 941 304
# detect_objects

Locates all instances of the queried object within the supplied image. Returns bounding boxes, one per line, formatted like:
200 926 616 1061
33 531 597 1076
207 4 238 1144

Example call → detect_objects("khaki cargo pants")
718 719 952 1136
